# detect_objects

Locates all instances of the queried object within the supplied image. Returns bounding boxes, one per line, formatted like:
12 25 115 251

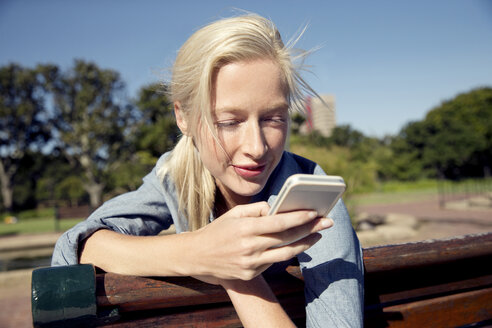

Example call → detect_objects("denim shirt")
52 151 364 327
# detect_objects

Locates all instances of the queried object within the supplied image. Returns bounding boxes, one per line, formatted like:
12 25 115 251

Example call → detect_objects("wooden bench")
54 205 92 231
32 232 492 327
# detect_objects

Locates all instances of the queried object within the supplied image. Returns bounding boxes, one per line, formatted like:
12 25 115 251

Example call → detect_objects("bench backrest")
32 232 492 327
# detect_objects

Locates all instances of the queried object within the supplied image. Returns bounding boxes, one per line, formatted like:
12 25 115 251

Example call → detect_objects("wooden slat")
97 266 305 313
364 234 492 309
368 273 492 306
92 233 492 327
104 292 306 328
365 287 492 328
363 233 492 273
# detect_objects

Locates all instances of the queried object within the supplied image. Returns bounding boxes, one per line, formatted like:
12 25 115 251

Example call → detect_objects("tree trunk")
0 181 13 212
85 183 104 209
484 165 491 178
0 161 14 212
78 153 105 209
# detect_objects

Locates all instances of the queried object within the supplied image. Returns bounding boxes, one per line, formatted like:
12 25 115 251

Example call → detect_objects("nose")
242 121 267 159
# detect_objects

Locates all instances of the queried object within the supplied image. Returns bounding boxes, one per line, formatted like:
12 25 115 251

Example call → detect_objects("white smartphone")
268 174 346 216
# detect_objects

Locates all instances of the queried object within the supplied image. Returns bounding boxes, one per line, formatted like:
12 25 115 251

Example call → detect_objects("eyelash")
215 117 286 129
266 116 286 124
216 120 240 128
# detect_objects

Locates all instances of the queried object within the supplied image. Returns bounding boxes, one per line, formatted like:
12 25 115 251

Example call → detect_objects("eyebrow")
214 102 289 114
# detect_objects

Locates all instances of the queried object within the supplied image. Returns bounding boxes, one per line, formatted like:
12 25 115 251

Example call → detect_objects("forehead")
213 59 288 113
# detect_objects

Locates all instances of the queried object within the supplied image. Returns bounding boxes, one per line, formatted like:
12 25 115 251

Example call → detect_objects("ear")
174 101 189 135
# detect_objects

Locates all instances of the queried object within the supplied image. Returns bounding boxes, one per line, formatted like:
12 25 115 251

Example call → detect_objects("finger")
259 217 333 249
251 210 328 235
256 233 324 266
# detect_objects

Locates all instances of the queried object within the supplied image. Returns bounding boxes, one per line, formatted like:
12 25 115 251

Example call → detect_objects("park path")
355 196 492 243
0 233 61 328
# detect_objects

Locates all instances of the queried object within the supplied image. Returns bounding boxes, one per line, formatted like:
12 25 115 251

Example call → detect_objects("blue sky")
1 0 491 137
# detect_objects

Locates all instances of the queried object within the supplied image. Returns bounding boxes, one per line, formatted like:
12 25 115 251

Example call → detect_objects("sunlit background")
1 1 492 326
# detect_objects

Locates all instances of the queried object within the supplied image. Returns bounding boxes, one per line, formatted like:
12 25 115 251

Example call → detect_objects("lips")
233 164 266 178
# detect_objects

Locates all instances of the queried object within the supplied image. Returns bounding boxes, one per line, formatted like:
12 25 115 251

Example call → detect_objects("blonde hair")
158 13 317 231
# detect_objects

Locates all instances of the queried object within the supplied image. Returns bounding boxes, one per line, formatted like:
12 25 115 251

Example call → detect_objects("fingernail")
321 218 334 228
308 211 318 219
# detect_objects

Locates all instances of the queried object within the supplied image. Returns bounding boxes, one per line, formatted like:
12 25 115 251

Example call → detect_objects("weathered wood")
363 233 492 327
96 268 306 327
365 287 492 328
103 293 306 328
96 266 304 312
32 232 492 327
363 233 492 305
363 232 492 272
98 233 492 327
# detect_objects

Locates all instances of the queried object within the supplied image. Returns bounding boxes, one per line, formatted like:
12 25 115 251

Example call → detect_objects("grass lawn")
345 179 439 207
0 216 83 236
347 188 439 206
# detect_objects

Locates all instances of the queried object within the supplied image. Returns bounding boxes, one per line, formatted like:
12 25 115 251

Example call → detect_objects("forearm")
222 275 295 328
79 202 332 280
79 229 198 277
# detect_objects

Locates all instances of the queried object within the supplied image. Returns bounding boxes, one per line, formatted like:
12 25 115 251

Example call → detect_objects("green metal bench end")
32 264 98 327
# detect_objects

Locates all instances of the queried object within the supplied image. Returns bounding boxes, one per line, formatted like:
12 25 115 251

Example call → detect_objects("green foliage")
290 136 378 195
134 83 180 158
330 124 365 148
389 87 492 180
0 64 52 211
106 151 154 195
290 112 306 134
424 87 492 177
35 155 77 204
45 60 140 207
386 124 429 180
54 176 86 206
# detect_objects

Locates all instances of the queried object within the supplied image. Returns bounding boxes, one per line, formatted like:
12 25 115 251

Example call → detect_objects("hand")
190 201 333 281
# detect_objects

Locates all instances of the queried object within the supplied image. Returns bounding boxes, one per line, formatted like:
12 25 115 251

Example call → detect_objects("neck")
214 185 251 217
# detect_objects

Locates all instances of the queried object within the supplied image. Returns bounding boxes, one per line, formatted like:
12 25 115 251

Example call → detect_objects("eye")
215 120 241 129
263 115 286 125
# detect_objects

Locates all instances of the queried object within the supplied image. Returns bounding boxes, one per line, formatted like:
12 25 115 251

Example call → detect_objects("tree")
35 155 82 206
330 124 365 148
134 83 179 158
387 121 429 180
0 64 51 212
423 87 492 178
290 112 306 135
45 60 139 208
102 83 180 196
390 87 492 180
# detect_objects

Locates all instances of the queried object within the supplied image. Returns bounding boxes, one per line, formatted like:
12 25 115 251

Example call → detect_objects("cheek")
195 128 229 164
265 126 288 149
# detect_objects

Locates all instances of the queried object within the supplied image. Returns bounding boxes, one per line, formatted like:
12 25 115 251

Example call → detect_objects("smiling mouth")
233 164 266 178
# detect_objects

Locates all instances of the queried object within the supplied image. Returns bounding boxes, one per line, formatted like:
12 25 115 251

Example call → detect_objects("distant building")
300 94 336 137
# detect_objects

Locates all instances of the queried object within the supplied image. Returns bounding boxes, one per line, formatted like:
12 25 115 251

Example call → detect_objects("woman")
52 13 363 327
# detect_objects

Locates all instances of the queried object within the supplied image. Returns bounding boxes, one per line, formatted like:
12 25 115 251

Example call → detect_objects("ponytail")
157 135 216 231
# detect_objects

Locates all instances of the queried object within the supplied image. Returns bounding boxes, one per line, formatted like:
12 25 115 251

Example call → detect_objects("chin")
235 181 266 197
